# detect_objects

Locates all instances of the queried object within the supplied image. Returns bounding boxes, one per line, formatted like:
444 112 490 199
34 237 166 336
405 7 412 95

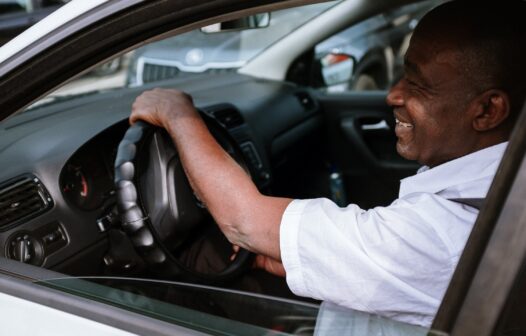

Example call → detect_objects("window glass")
37 277 430 335
38 277 320 335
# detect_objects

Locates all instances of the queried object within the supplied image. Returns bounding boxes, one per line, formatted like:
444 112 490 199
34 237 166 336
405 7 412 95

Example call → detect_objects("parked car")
0 0 67 45
0 0 524 335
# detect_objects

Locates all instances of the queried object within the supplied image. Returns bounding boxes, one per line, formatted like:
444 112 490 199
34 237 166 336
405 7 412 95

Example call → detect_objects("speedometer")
60 164 95 210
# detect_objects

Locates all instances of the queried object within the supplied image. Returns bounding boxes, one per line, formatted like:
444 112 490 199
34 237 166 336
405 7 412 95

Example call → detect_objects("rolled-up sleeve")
280 199 310 297
279 196 468 327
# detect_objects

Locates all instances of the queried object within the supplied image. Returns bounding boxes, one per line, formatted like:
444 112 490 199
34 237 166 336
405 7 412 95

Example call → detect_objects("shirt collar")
399 142 508 197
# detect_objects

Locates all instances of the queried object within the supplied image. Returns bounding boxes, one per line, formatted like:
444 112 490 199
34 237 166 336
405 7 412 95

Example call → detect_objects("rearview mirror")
201 13 271 33
319 53 355 87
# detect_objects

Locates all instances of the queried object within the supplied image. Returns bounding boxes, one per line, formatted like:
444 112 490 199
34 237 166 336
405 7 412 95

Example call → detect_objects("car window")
314 0 443 92
36 277 430 335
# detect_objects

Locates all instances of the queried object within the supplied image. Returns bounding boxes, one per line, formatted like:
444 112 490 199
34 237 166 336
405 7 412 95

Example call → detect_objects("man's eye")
406 78 425 91
405 78 418 87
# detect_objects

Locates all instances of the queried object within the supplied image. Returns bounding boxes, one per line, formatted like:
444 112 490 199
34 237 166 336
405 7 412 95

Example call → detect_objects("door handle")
361 120 390 131
341 118 418 171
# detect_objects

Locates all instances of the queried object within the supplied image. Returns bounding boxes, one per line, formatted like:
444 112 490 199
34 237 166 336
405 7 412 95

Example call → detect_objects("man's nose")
386 79 404 107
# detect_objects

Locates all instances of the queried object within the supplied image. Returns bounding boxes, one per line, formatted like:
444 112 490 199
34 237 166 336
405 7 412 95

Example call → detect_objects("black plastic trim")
0 174 54 232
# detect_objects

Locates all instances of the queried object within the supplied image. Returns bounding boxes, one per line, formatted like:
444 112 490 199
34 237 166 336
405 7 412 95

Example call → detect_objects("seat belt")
448 198 485 210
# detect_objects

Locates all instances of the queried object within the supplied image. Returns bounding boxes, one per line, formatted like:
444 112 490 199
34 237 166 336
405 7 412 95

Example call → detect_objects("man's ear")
471 89 510 131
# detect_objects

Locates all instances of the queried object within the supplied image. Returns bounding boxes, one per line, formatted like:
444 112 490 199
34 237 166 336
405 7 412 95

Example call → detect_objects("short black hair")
417 0 526 121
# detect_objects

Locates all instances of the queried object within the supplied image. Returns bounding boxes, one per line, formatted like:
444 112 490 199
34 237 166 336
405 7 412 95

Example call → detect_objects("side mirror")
319 53 355 87
201 13 270 33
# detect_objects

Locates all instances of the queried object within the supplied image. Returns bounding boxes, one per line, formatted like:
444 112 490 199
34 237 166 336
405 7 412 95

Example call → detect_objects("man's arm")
130 88 292 261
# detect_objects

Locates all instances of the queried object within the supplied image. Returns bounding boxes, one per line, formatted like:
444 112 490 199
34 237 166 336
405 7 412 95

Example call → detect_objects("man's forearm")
164 111 291 261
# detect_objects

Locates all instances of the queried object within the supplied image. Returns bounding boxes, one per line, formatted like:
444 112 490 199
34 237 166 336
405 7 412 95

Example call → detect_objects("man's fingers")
130 88 198 127
129 89 167 126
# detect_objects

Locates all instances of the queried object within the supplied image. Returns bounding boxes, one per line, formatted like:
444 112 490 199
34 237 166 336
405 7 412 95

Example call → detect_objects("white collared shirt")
280 142 508 327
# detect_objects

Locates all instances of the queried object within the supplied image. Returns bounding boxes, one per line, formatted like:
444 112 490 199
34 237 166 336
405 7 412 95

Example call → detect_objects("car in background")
127 0 440 91
0 0 67 45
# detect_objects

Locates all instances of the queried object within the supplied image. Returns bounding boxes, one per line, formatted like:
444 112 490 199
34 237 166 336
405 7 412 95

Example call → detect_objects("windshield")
27 1 338 109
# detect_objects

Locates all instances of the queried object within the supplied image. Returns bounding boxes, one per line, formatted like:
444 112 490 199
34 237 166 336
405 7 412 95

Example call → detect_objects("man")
129 0 526 327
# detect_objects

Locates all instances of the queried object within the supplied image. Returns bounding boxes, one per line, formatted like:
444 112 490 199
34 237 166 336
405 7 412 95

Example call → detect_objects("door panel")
317 91 419 209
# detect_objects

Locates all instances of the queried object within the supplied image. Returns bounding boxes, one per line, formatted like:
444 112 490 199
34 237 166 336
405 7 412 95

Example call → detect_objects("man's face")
386 28 477 167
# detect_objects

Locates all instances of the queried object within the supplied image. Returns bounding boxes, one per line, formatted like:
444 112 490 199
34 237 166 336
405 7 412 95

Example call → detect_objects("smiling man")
389 5 521 167
130 0 526 327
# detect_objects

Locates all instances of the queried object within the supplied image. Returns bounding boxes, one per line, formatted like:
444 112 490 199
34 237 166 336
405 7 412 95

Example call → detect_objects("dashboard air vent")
0 176 53 230
211 108 244 129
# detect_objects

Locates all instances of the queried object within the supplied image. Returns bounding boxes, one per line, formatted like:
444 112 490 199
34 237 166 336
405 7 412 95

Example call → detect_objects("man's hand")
130 88 198 128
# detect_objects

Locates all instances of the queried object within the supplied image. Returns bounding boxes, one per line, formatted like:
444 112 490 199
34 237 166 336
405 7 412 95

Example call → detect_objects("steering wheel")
114 113 252 283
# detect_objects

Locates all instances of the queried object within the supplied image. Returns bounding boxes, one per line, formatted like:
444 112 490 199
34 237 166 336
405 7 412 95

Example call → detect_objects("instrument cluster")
59 122 127 211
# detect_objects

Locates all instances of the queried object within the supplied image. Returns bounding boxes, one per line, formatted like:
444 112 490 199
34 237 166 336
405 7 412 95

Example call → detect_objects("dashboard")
0 73 321 274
